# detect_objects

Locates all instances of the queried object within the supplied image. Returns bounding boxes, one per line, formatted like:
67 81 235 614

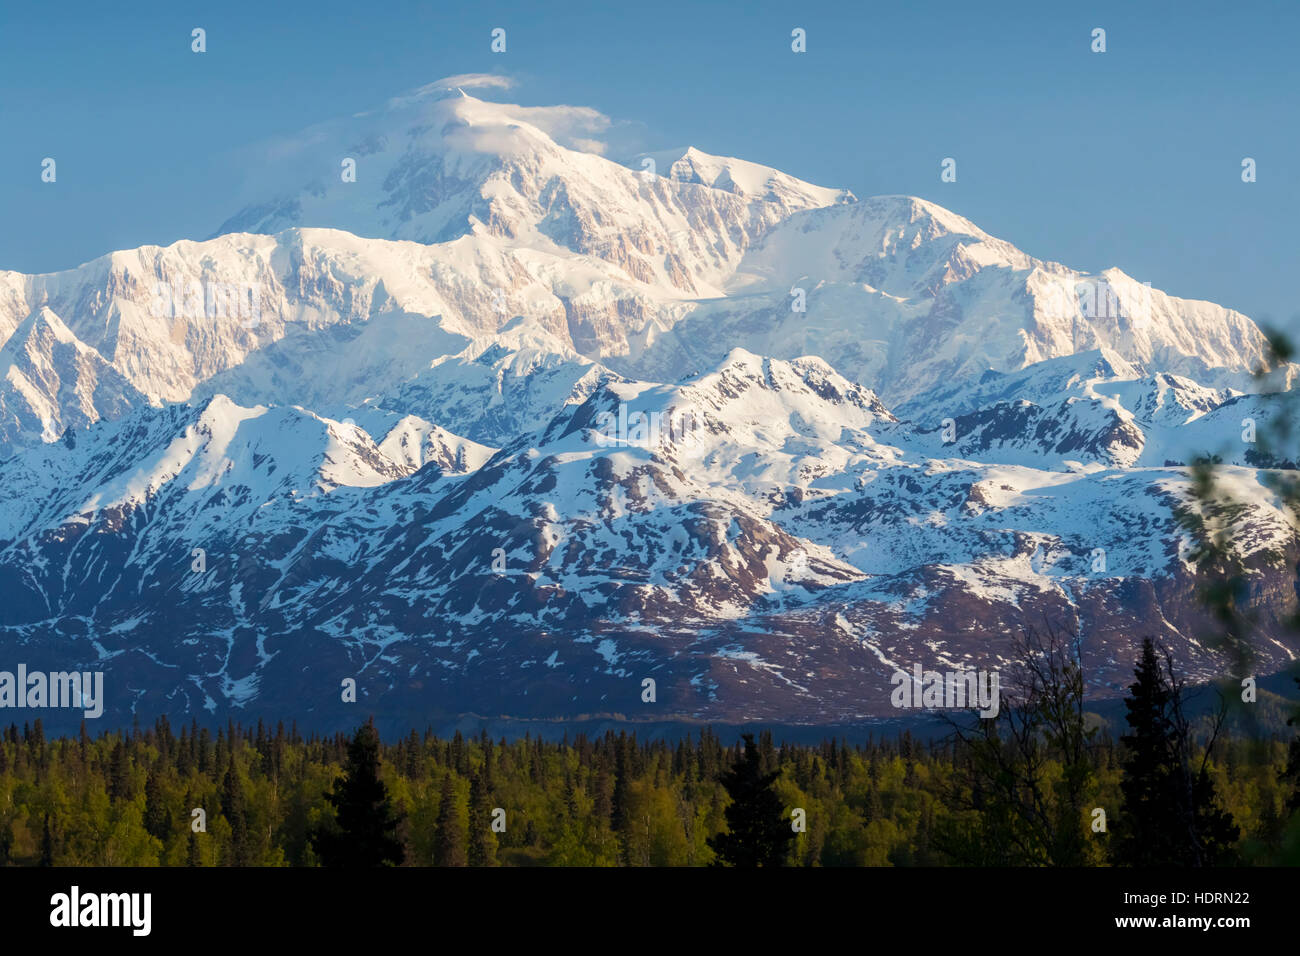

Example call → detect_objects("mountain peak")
5 305 83 349
630 146 855 207
875 195 990 238
379 76 510 111
208 83 857 302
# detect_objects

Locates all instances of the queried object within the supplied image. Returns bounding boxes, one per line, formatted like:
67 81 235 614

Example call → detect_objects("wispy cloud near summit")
385 75 614 154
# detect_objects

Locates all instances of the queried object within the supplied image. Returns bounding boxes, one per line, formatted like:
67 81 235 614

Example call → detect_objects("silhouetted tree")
1115 639 1239 866
108 739 130 801
144 769 170 842
39 814 54 866
467 771 495 866
221 756 250 866
707 734 795 866
311 720 405 867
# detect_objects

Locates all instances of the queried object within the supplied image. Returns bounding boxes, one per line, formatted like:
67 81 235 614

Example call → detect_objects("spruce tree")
311 720 405 867
144 769 171 842
707 734 795 866
0 818 13 866
467 771 495 866
197 728 213 775
29 719 45 768
403 729 421 780
593 768 613 824
1115 639 1175 865
1116 638 1239 866
39 814 55 866
611 733 630 834
1282 675 1300 814
433 772 467 866
562 773 578 819
221 756 251 866
108 739 130 801
451 731 469 776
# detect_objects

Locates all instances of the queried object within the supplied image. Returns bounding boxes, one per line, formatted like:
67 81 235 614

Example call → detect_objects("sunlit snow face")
2 67 1297 732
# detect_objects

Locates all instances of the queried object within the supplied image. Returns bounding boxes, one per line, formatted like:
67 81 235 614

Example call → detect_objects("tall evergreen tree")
611 733 630 834
144 769 171 842
1116 639 1181 865
197 728 213 775
108 739 131 801
221 756 251 866
1282 675 1300 814
707 734 795 866
433 772 467 866
0 818 13 867
450 731 469 776
467 771 496 866
311 721 405 867
593 768 613 825
562 773 578 819
1115 638 1239 866
38 814 55 866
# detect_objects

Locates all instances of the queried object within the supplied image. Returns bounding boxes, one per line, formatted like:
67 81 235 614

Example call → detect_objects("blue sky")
3 0 1296 332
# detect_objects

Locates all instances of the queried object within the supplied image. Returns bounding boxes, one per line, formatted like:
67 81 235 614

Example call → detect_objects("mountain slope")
621 196 1285 404
0 77 1296 732
0 350 1294 729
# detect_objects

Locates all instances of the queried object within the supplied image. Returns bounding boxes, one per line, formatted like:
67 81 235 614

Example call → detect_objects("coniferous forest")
2 639 1298 868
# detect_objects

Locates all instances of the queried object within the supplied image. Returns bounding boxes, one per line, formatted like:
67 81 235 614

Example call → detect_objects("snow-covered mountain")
0 307 146 456
215 79 853 296
622 196 1283 404
0 77 1296 731
0 347 1294 728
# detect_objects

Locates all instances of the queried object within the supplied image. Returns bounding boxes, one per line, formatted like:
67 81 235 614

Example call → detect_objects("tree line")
1 638 1297 867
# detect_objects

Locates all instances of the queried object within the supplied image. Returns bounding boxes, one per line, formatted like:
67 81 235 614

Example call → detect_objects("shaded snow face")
0 343 1295 729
